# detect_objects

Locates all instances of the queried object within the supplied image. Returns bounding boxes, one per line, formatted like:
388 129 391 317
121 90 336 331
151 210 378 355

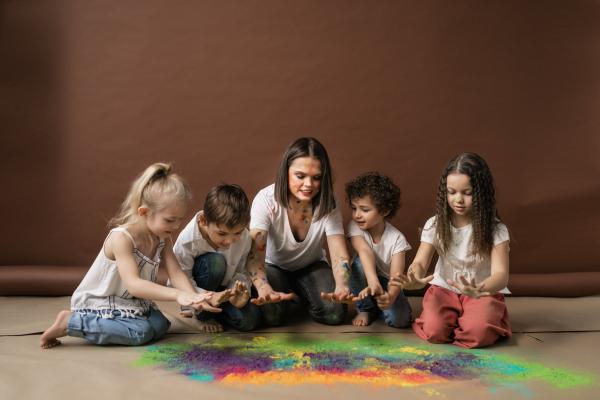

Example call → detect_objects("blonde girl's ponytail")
109 162 191 227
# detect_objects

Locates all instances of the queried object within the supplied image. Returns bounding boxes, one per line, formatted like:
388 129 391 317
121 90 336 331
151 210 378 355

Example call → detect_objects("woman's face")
287 157 322 203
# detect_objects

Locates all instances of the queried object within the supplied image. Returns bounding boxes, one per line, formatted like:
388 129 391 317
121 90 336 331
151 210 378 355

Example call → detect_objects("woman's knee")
260 303 285 327
310 303 346 326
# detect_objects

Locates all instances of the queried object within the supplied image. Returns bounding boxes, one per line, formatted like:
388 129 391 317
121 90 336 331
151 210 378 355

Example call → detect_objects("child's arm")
350 236 383 298
388 242 435 290
247 229 296 305
479 241 510 293
110 233 215 309
375 251 406 309
320 234 355 303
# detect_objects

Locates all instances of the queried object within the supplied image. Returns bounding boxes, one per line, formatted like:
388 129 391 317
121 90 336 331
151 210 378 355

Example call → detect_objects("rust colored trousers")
412 285 511 348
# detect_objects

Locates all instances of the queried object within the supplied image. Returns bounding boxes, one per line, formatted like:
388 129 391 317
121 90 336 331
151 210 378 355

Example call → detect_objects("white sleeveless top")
70 227 165 318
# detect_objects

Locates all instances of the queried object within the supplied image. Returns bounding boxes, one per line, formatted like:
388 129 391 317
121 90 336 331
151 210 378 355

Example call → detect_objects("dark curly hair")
345 172 401 218
434 152 500 258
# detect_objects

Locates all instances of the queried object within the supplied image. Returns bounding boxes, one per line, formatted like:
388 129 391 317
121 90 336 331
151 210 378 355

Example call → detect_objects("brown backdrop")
2 0 599 296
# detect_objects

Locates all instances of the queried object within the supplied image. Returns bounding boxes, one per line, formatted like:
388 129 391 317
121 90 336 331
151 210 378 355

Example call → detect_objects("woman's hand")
250 283 297 306
447 276 491 298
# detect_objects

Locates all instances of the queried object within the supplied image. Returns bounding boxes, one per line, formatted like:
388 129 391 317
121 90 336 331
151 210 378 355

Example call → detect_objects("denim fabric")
192 252 260 331
260 260 346 326
67 308 170 346
349 257 412 328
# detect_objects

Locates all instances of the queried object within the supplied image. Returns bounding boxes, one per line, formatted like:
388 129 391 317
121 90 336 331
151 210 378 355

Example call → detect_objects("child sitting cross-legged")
345 172 413 328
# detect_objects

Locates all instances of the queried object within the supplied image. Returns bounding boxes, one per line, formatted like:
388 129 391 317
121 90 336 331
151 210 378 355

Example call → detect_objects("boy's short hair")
345 172 401 218
203 184 250 228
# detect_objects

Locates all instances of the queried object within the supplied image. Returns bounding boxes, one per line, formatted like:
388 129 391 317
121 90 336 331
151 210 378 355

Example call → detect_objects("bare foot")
190 318 224 333
352 311 373 327
40 310 71 349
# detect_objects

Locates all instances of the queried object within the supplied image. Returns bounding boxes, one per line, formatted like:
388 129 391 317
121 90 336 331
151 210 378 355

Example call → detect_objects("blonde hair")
109 162 192 227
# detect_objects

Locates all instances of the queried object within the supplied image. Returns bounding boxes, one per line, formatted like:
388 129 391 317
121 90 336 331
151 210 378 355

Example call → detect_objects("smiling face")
144 201 187 239
198 212 245 250
446 173 473 218
287 157 322 203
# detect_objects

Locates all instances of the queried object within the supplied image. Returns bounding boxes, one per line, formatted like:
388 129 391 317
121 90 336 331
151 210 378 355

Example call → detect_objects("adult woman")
247 137 353 326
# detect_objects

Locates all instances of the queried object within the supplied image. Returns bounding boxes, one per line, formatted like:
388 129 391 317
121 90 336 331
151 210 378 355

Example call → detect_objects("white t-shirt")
250 184 345 271
347 220 412 279
172 212 252 293
421 216 510 294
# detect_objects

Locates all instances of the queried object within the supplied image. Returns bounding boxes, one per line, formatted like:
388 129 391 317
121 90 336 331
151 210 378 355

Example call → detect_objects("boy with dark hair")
172 184 260 332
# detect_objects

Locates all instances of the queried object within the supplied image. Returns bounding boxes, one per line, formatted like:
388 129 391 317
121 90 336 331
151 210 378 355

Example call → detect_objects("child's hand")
447 276 491 298
208 289 235 307
320 285 355 304
357 283 384 300
389 269 433 291
251 283 297 305
229 281 250 309
177 291 222 313
374 291 396 310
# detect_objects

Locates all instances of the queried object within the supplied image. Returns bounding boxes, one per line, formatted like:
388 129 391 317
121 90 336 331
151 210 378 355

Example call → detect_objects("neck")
197 220 219 250
451 214 471 228
367 220 386 242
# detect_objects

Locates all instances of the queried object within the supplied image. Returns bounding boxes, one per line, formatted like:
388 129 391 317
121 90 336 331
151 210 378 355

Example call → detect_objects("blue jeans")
192 252 260 331
67 308 170 346
260 260 347 326
349 257 412 328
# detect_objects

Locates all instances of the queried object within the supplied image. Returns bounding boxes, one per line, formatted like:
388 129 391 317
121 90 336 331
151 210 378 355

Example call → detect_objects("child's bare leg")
352 311 373 327
40 310 71 349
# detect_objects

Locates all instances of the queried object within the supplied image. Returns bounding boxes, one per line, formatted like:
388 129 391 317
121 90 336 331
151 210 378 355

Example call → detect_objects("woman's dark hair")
435 152 500 258
274 137 335 220
345 172 401 218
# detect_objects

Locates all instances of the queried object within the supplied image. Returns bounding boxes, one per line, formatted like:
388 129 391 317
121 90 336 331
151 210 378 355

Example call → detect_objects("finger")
458 275 470 287
250 297 266 306
199 303 222 313
447 279 460 289
278 292 297 302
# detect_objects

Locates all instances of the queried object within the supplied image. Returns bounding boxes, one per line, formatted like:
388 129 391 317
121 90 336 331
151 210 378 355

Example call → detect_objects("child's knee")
229 305 261 331
384 311 412 328
421 317 453 343
455 320 502 348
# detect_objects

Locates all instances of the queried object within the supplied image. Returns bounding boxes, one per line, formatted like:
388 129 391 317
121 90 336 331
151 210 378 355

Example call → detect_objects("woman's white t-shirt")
421 216 510 294
346 220 412 279
250 184 344 271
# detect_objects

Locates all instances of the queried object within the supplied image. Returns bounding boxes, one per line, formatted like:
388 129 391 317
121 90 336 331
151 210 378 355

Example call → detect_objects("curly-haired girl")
390 153 511 348
345 172 412 328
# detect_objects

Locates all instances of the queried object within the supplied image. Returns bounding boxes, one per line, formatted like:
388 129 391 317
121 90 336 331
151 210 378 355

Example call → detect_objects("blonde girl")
41 163 215 348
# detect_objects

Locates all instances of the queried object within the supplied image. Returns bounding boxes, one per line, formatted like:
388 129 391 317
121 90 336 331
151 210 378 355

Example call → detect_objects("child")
390 152 511 348
345 172 413 328
173 184 261 333
41 163 214 349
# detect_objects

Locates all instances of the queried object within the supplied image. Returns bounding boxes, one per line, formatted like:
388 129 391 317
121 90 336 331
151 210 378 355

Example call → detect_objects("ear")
197 211 208 227
137 206 150 217
382 209 391 218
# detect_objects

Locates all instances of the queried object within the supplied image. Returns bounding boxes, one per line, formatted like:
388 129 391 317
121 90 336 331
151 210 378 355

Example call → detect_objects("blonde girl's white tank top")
70 227 165 318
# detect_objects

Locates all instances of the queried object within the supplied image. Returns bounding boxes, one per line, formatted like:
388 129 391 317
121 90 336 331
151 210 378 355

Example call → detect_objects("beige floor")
1 296 599 400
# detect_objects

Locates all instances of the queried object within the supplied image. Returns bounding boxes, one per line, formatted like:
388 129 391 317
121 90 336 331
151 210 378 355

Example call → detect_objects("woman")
247 137 353 326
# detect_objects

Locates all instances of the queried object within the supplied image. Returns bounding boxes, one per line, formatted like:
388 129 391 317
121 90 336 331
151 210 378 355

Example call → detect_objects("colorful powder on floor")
135 335 594 390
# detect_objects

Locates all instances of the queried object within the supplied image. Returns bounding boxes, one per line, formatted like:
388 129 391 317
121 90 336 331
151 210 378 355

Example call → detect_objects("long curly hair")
434 152 499 258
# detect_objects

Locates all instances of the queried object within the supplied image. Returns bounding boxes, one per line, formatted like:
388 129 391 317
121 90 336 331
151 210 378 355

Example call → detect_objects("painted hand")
447 275 491 298
374 291 396 310
229 280 251 309
251 284 297 306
